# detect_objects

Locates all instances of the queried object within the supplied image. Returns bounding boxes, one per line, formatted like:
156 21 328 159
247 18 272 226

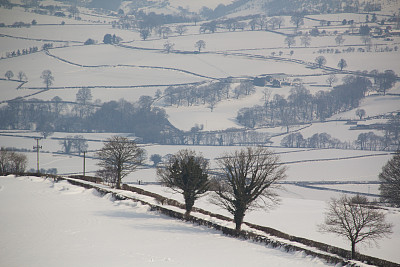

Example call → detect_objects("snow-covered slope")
0 176 332 267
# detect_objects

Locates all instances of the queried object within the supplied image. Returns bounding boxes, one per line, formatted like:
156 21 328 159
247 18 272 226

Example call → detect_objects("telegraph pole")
83 151 86 177
33 138 42 174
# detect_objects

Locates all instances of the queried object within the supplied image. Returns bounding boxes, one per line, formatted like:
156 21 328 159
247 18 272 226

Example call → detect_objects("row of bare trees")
98 139 285 231
95 136 395 260
162 81 255 110
281 121 399 151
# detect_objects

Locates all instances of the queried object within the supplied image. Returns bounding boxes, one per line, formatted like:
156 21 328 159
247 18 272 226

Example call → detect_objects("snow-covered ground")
0 175 332 267
1 2 400 265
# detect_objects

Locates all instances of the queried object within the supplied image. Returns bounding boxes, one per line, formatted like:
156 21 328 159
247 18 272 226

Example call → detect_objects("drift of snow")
0 176 333 267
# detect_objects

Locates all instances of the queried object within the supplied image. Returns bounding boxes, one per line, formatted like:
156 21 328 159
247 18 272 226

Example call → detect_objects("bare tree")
276 17 284 28
284 36 296 48
41 70 54 89
249 18 257 30
268 17 279 29
290 13 304 29
318 195 393 259
315 56 327 68
59 136 74 154
356 109 366 120
72 135 88 155
75 87 93 118
335 35 345 46
300 34 311 47
361 35 372 46
5 70 14 80
195 40 206 53
96 136 145 189
163 41 175 53
161 26 172 39
9 152 27 173
0 148 27 175
150 154 162 166
326 74 338 86
212 147 286 231
175 25 187 35
51 96 65 117
379 151 400 207
139 28 151 40
337 58 348 71
17 71 27 81
59 135 88 154
376 70 397 95
157 149 210 217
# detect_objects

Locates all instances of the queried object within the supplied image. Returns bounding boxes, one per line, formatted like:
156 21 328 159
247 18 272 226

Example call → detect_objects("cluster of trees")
281 132 350 149
162 81 255 110
370 69 397 95
58 135 88 155
0 93 174 143
237 75 374 129
263 0 380 15
197 15 286 35
103 33 122 44
4 46 39 58
167 128 272 147
0 0 12 8
95 136 396 259
0 148 27 175
356 131 388 151
9 21 31 27
112 11 193 40
3 42 54 59
4 70 27 81
157 146 286 229
280 128 398 151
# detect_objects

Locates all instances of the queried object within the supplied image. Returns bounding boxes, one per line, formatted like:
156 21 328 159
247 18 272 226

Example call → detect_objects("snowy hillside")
1 0 400 265
0 176 333 267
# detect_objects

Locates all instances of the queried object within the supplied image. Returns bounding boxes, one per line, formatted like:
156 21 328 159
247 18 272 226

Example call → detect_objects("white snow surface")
0 175 331 267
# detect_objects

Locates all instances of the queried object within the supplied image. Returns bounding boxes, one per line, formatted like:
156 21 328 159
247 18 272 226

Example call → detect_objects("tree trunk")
116 165 122 189
351 241 356 259
234 208 245 231
184 194 194 218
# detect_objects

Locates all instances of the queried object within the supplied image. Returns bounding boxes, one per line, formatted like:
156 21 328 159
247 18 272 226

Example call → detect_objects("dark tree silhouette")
284 36 295 48
376 70 397 95
5 70 14 80
290 13 304 29
212 147 286 231
96 136 145 189
337 58 347 70
379 151 400 207
315 56 327 68
319 195 393 259
41 70 54 89
150 154 162 166
140 28 151 40
356 109 366 120
195 40 206 52
157 149 209 217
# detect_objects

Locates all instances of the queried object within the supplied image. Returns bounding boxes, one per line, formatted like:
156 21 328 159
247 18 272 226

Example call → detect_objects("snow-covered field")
1 1 400 265
0 175 332 267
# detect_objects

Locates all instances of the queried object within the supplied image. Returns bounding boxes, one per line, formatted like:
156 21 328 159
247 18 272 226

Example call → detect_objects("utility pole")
33 138 42 174
83 151 86 177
